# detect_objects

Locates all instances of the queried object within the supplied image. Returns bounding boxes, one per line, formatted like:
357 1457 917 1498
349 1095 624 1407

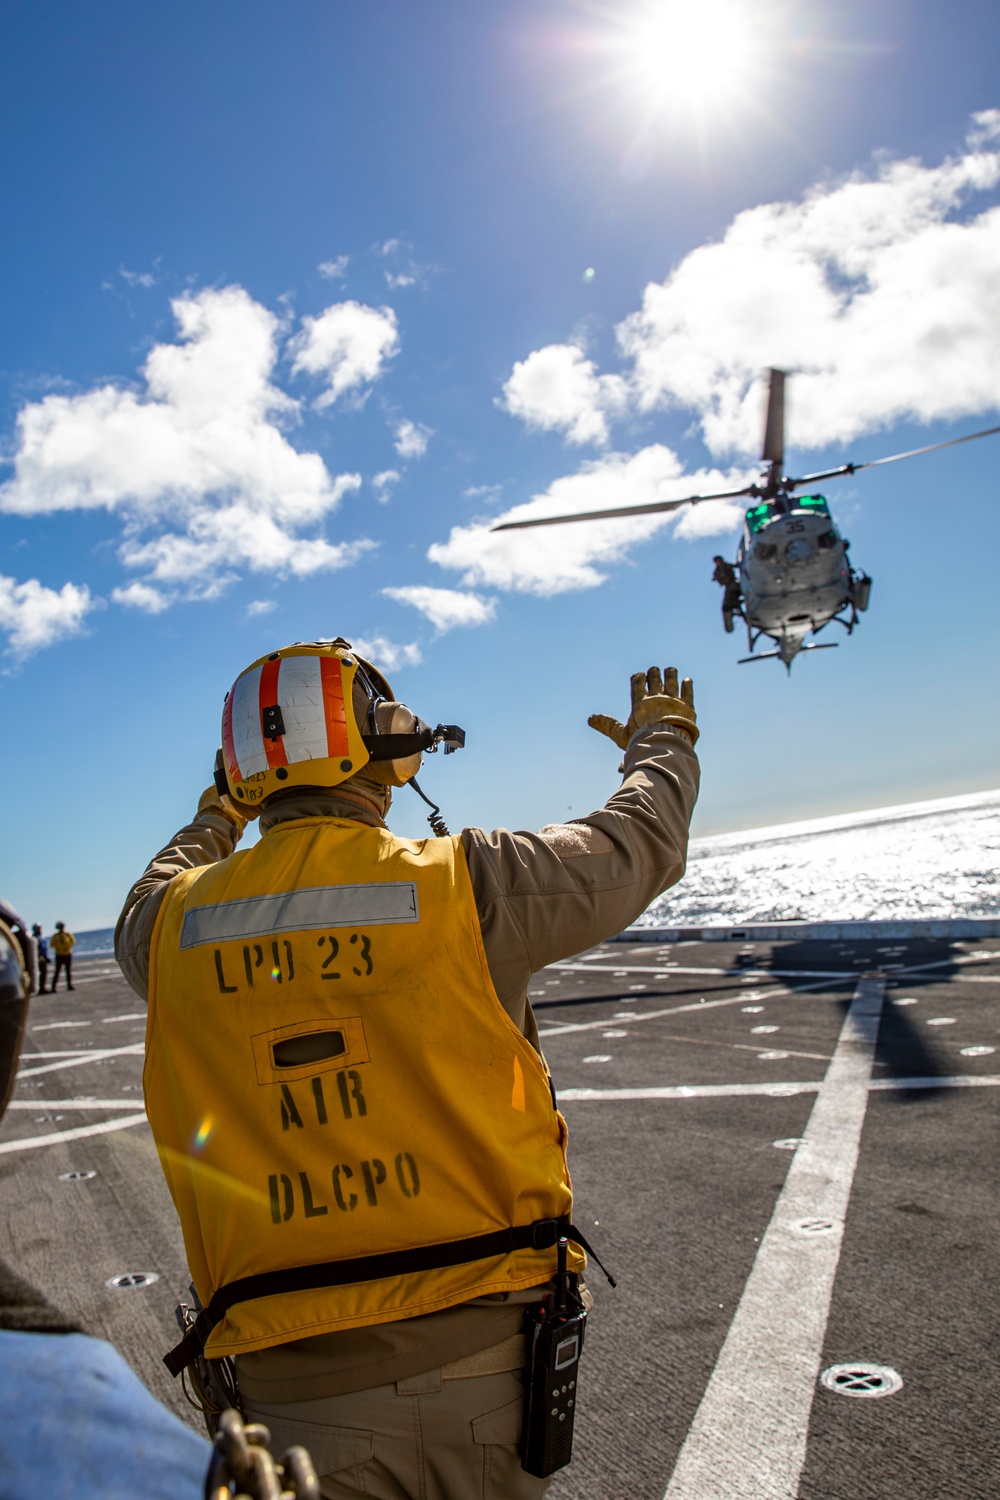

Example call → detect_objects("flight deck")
2 941 997 1499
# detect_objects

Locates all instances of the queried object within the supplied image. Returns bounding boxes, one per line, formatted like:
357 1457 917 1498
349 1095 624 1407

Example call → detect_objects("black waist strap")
165 1217 613 1377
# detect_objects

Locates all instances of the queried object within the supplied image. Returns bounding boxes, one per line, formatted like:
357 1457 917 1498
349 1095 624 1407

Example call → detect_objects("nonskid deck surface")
1 942 997 1498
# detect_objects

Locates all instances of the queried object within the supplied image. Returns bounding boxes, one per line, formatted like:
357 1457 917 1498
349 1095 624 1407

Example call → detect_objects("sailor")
31 924 49 994
712 555 741 633
50 921 76 991
0 898 211 1499
115 639 700 1498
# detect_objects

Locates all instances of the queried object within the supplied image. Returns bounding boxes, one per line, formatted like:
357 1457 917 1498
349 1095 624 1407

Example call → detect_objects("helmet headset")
214 639 464 829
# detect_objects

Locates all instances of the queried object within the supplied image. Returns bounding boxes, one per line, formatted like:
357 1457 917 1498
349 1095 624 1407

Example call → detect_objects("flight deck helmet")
214 639 461 816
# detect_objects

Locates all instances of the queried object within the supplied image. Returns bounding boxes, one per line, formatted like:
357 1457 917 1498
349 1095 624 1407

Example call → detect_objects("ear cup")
367 702 424 787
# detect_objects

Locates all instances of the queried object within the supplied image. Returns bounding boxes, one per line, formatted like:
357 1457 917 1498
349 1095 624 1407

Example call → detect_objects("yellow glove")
197 785 251 835
588 666 699 749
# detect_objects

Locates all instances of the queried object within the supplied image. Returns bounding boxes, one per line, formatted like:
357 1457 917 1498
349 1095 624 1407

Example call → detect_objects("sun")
619 0 762 109
558 0 779 147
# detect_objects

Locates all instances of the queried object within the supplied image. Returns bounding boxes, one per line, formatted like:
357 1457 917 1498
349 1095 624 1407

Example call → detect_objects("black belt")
164 1217 614 1376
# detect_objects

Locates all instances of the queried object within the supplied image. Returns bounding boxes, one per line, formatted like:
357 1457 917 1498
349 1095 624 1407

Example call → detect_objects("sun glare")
564 0 781 152
624 0 761 107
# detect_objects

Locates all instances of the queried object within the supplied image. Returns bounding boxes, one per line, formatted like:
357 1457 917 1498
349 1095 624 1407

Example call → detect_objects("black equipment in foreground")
205 1408 319 1500
521 1237 588 1478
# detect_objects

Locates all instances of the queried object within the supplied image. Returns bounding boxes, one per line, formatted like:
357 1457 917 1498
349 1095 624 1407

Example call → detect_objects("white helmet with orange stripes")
214 639 465 818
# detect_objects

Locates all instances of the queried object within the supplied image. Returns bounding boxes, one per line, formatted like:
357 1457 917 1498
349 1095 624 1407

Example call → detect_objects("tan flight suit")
116 725 699 1498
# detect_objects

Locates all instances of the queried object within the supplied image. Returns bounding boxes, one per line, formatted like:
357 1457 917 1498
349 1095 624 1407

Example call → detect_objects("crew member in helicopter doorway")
712 556 741 633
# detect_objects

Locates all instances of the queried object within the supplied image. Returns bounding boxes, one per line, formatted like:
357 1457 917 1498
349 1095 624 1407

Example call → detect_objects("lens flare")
193 1115 214 1152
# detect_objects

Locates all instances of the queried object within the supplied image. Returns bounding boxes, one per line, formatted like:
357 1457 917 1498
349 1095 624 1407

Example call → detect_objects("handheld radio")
521 1237 587 1478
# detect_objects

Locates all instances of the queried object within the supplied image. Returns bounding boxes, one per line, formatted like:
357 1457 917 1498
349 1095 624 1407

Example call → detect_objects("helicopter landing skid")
738 642 839 665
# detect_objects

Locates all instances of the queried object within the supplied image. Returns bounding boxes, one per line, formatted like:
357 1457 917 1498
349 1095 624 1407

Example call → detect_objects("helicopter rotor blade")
761 368 786 467
787 421 1000 489
490 484 758 532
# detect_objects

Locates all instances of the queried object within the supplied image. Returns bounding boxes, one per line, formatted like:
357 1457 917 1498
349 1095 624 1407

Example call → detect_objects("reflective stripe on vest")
145 818 580 1361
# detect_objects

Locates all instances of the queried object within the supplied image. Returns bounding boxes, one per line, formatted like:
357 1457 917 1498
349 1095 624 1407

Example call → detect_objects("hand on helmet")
197 785 251 835
588 666 698 750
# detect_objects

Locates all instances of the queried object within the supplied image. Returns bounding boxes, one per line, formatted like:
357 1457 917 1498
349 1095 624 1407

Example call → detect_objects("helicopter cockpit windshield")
744 494 831 534
744 501 779 534
794 494 831 517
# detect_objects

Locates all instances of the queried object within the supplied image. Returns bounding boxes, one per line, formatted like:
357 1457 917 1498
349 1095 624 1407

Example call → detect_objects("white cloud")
500 344 627 446
119 265 156 289
383 585 496 632
111 580 170 613
350 635 422 673
118 502 370 587
372 469 400 501
0 574 95 656
0 286 371 593
246 599 276 617
433 116 1000 599
618 115 1000 454
394 419 432 459
318 255 350 280
290 301 399 409
376 238 434 291
429 446 750 595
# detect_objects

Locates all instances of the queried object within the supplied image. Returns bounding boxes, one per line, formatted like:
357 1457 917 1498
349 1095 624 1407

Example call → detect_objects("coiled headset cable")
410 778 450 837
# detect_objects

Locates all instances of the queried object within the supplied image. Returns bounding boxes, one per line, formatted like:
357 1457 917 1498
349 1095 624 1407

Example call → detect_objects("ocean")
637 787 1000 928
75 927 116 957
71 789 1000 953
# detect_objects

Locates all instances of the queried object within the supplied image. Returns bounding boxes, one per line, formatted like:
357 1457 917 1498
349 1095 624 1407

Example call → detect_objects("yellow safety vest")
146 818 582 1365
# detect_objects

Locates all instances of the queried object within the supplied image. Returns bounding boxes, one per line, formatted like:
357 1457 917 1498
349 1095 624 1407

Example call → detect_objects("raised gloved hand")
197 785 251 835
588 666 698 749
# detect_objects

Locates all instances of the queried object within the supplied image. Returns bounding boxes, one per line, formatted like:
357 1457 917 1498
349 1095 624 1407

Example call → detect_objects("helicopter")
493 369 1000 670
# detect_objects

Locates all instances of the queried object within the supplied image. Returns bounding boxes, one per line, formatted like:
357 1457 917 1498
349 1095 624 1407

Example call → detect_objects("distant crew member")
31 925 49 995
116 639 700 1498
50 922 75 991
712 555 741 633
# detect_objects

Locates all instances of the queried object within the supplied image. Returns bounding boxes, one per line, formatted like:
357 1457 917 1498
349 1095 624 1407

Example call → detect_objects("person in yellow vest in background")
115 638 700 1499
50 922 76 991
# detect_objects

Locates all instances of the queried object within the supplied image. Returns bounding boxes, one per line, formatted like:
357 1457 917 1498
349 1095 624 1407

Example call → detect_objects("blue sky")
2 0 999 930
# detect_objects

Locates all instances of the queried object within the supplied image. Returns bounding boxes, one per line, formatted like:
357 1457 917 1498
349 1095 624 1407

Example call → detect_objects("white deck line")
0 1113 148 1155
662 975 885 1500
559 1074 999 1102
537 992 772 1039
7 1099 146 1110
537 974 842 1039
551 962 857 980
17 1043 144 1078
